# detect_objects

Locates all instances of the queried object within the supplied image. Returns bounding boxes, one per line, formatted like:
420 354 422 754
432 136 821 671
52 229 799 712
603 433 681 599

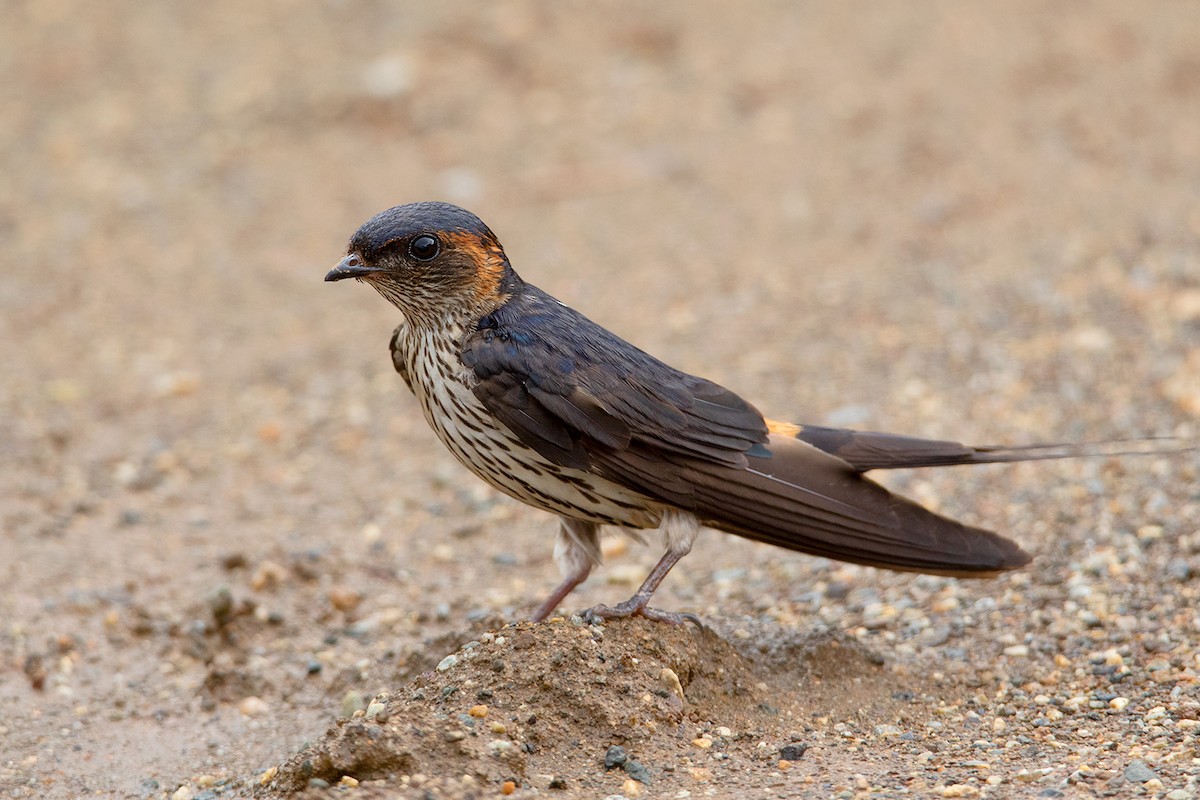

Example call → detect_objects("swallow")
326 202 1179 623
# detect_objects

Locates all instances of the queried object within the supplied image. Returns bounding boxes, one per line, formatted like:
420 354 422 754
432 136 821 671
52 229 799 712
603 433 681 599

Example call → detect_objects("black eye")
409 234 440 261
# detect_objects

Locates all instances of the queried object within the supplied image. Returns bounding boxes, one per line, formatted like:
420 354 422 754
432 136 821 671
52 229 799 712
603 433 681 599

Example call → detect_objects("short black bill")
325 254 384 282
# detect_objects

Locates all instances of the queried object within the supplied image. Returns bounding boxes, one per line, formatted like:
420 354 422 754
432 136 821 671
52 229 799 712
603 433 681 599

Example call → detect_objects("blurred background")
2 1 1198 795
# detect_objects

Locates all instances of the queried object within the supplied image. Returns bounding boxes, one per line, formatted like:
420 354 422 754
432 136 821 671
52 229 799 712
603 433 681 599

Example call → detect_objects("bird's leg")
530 563 591 622
583 510 702 626
530 518 600 622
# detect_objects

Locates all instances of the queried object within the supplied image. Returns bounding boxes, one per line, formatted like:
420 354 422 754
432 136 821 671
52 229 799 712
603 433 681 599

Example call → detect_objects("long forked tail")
685 433 1032 577
768 421 1194 473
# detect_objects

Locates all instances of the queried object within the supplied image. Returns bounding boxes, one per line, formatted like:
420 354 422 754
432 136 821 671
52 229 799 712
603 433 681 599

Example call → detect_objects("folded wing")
682 434 1029 575
461 285 1030 575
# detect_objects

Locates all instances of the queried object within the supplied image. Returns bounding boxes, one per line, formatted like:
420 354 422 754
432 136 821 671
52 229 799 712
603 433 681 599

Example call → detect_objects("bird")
325 202 1180 624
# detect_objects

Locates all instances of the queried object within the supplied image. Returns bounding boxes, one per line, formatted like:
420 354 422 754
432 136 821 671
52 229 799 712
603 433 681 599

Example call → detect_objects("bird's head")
326 202 517 325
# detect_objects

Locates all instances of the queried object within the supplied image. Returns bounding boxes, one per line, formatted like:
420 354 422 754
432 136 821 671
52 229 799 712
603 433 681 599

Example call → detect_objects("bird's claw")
581 602 704 629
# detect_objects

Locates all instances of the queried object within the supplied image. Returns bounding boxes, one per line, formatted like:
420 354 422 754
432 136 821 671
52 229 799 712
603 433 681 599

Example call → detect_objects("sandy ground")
3 2 1200 798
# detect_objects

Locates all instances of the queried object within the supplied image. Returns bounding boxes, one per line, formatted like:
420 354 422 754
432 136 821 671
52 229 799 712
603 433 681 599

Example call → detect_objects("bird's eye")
409 234 440 261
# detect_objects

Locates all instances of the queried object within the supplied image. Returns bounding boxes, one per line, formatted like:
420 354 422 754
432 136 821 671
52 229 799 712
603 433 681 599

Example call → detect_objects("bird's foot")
582 601 703 628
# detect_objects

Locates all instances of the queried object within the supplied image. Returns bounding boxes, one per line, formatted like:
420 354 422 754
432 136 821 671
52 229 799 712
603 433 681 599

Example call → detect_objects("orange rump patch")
766 419 803 438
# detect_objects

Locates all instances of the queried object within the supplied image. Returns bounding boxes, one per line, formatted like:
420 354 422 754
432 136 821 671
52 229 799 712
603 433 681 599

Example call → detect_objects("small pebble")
328 586 363 613
468 704 488 718
207 586 234 627
1137 524 1164 541
342 690 366 717
862 603 898 628
1123 760 1159 784
601 538 628 558
437 654 458 672
660 667 684 698
1014 768 1053 783
239 696 269 717
779 743 808 760
154 371 199 398
604 745 628 769
1167 559 1192 581
250 561 287 592
624 760 651 783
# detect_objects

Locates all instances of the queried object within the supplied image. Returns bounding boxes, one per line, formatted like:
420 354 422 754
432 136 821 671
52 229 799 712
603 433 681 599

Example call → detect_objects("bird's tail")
768 420 1194 473
682 434 1032 577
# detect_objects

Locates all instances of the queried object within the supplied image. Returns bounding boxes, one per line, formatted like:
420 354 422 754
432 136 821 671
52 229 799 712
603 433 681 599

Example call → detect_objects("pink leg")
530 561 592 622
530 518 599 622
582 510 702 626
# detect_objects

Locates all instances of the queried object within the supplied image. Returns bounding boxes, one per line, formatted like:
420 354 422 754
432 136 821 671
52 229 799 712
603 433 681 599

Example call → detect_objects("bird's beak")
325 254 385 282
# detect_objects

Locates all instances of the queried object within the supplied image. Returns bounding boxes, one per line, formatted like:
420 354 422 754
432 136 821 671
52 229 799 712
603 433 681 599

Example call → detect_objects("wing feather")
529 387 631 450
684 435 1030 574
472 371 589 469
460 286 768 474
459 286 1028 576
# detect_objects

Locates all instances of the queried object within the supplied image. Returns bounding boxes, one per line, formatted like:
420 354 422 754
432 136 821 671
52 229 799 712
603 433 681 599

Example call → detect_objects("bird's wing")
461 287 768 481
460 288 1029 575
684 433 1030 575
